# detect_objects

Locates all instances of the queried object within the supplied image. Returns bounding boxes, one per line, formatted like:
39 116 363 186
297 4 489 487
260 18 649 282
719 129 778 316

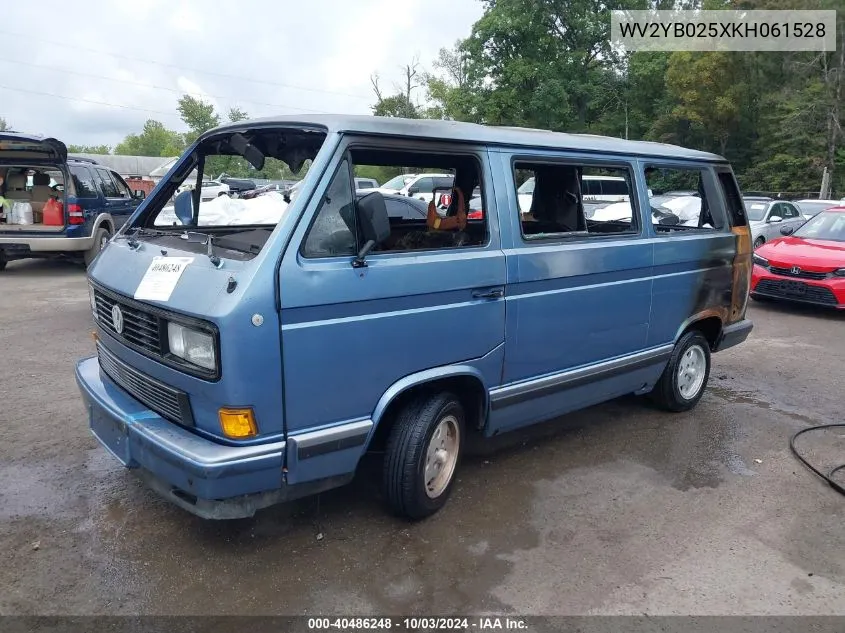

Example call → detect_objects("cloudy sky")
0 0 484 148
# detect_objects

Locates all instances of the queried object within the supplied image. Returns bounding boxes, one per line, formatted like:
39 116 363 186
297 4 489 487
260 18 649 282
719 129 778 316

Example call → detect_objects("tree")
0 117 10 132
114 120 183 157
67 144 113 154
425 41 483 122
228 107 249 123
178 95 221 144
370 58 423 118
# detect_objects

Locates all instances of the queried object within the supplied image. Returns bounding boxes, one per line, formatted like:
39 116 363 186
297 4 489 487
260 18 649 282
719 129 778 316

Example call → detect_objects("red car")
751 206 845 308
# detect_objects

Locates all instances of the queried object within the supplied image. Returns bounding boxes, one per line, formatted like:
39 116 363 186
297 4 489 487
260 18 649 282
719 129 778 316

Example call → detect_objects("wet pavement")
2 258 844 615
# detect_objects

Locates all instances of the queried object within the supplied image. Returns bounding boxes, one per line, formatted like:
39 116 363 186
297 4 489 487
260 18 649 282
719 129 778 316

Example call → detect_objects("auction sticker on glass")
611 10 837 52
134 256 194 302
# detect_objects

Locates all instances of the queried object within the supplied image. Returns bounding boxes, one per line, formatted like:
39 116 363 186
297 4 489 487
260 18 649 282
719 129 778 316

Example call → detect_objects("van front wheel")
650 330 711 412
383 392 464 520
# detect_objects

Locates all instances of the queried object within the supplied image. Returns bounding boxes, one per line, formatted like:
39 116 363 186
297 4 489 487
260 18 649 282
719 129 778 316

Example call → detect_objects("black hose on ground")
790 423 845 496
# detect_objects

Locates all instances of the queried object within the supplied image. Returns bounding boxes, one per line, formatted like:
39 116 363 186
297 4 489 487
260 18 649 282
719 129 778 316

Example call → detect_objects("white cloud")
0 0 484 148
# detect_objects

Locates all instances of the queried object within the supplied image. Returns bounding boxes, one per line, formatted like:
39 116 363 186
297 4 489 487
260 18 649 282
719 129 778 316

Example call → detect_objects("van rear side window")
716 171 748 227
513 162 639 239
644 166 724 232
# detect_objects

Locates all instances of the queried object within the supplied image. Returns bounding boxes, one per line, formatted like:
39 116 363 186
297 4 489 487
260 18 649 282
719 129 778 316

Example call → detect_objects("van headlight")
167 322 216 371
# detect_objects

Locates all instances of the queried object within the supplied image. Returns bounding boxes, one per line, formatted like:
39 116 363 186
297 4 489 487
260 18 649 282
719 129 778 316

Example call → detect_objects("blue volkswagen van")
75 116 753 520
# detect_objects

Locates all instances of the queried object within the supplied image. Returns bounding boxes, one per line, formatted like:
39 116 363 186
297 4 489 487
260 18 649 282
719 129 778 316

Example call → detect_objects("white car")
178 179 230 201
744 198 806 248
516 175 634 214
793 199 841 220
375 173 454 204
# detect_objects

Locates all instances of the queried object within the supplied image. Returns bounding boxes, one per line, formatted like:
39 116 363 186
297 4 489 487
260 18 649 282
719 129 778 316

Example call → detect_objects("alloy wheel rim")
424 415 460 499
677 344 707 399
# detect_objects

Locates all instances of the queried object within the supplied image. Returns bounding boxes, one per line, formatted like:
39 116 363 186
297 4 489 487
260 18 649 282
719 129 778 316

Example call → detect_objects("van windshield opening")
126 127 326 259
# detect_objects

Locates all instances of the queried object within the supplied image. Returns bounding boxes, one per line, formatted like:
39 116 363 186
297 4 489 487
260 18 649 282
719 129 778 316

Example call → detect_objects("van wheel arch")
678 315 723 351
368 375 488 453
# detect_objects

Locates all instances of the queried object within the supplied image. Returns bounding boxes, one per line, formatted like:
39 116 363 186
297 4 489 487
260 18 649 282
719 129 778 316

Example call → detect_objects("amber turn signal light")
219 408 258 439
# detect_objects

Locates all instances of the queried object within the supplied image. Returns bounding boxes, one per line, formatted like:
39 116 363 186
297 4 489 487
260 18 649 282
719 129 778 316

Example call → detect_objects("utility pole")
820 166 831 199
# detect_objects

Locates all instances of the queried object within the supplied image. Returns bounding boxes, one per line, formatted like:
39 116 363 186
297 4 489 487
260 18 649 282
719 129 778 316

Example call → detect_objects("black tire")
84 227 111 267
649 330 711 412
753 236 765 249
0 251 6 271
383 392 465 520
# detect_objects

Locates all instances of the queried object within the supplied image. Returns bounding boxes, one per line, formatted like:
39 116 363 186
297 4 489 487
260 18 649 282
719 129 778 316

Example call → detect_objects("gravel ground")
1 258 844 616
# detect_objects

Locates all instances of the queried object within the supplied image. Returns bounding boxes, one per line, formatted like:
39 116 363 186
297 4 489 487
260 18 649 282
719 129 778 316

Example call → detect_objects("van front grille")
94 290 163 355
97 343 193 426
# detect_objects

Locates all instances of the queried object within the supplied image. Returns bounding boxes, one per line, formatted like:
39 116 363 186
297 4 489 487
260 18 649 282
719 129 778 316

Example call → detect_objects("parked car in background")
744 197 806 248
178 179 230 201
517 175 637 214
793 199 841 220
219 175 256 196
751 206 845 308
354 177 379 190
663 190 699 197
0 133 145 269
374 173 454 203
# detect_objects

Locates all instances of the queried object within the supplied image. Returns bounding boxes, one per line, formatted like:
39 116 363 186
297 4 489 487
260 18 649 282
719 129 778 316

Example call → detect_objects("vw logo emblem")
111 304 124 335
791 265 801 275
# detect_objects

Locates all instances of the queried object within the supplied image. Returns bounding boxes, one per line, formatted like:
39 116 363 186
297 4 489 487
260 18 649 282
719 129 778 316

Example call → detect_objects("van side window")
514 162 638 239
350 148 488 253
645 166 722 232
302 159 357 258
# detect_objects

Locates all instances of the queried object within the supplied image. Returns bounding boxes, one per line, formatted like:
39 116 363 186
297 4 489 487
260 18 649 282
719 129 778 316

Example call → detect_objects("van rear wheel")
84 227 111 267
649 330 711 412
383 392 464 520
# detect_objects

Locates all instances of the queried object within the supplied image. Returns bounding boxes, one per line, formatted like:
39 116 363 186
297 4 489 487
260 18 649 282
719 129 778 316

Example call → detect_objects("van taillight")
68 204 84 225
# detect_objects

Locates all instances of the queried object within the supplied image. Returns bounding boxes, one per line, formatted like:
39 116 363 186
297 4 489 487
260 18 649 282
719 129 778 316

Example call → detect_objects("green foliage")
373 94 419 118
114 120 183 157
178 95 221 146
0 117 9 132
67 144 113 154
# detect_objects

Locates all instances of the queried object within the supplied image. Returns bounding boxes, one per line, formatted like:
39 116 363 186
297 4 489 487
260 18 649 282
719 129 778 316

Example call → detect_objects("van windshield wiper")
116 227 174 249
179 230 221 267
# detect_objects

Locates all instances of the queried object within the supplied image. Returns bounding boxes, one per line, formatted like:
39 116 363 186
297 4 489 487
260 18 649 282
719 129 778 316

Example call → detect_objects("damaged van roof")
199 114 726 163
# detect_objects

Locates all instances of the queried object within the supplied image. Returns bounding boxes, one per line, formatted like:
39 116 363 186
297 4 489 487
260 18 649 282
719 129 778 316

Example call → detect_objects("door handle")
472 287 504 299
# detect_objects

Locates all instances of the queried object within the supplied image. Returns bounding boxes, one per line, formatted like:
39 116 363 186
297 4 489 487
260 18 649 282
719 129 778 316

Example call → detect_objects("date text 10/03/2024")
307 617 529 630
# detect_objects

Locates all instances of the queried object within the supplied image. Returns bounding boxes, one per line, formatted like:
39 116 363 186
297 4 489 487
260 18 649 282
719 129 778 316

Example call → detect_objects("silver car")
744 198 806 249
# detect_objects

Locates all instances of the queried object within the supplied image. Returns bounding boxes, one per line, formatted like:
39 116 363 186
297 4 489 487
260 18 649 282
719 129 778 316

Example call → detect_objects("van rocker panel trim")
489 344 674 410
292 420 373 461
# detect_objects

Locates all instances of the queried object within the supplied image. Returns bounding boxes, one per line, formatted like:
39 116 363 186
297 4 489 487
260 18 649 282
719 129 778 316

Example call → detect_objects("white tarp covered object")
155 191 289 227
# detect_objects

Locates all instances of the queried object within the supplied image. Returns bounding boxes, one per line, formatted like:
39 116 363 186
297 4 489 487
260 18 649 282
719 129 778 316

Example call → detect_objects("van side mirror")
780 225 795 236
351 191 390 268
133 189 146 200
174 189 195 225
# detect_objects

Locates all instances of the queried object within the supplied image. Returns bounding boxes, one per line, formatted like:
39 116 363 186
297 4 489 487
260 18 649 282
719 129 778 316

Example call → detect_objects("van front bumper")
714 319 753 352
75 356 293 519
